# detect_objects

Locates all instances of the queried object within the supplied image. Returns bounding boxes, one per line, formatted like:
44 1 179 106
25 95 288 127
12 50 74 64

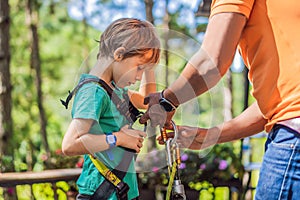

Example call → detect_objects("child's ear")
113 47 126 61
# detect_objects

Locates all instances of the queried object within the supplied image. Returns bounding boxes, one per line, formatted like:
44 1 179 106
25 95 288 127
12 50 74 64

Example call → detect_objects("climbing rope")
160 121 186 200
166 161 177 200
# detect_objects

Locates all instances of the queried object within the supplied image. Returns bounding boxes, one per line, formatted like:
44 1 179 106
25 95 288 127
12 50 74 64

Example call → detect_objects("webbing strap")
89 155 121 187
89 151 132 200
60 77 142 123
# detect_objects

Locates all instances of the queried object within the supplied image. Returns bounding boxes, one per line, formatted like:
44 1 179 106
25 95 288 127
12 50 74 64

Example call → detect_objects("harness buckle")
116 181 130 200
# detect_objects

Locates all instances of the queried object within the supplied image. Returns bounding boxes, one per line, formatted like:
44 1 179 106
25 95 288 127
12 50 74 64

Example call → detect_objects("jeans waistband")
277 117 300 134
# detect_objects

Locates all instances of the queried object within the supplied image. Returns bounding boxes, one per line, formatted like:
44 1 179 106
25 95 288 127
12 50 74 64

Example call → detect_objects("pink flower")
218 160 228 170
55 149 63 155
152 166 160 173
179 163 186 169
76 157 84 168
7 187 15 195
181 153 188 162
40 154 48 161
200 164 206 170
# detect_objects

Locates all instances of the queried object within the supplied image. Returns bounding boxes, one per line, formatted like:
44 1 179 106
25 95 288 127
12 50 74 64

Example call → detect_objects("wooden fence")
0 168 82 199
0 168 245 200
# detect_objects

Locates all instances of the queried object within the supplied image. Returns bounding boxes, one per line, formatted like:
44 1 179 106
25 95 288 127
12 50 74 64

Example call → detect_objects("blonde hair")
97 18 161 64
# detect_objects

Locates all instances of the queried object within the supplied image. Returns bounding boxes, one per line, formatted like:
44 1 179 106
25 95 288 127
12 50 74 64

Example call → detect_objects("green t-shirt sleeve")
72 84 109 121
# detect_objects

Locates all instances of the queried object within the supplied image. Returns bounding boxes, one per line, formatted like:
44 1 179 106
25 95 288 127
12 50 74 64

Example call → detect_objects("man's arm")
140 12 247 125
164 12 247 106
178 102 268 150
129 68 156 109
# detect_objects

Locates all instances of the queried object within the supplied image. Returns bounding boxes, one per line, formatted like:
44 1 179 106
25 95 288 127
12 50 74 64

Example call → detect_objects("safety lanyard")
160 121 186 200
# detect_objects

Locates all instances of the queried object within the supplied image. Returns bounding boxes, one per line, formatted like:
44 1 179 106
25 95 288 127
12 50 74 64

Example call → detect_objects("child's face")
112 51 154 88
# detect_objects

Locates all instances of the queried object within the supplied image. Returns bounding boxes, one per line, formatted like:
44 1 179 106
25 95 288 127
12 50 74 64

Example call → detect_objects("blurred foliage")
136 143 243 190
181 144 243 184
13 181 75 200
7 0 99 172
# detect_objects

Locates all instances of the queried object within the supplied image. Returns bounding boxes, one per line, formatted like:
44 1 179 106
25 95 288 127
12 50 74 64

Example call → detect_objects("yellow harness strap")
89 155 121 187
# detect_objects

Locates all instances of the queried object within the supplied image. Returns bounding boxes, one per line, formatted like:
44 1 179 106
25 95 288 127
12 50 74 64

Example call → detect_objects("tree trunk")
0 2 17 199
239 66 250 160
25 0 50 165
0 0 13 161
224 71 233 121
163 0 170 88
143 0 157 151
243 67 249 110
144 0 154 24
80 0 90 71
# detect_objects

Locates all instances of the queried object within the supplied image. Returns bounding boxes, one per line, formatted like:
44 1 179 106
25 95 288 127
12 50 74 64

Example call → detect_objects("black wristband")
159 90 178 112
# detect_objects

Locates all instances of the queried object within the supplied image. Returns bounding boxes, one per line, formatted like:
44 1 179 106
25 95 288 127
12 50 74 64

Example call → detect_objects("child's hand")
114 125 147 153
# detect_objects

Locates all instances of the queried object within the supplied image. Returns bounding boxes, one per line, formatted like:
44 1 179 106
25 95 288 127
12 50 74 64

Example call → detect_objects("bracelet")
159 90 178 112
106 132 117 148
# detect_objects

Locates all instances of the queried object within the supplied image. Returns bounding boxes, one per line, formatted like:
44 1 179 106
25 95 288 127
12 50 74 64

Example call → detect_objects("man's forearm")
216 102 267 144
163 13 247 106
165 48 222 106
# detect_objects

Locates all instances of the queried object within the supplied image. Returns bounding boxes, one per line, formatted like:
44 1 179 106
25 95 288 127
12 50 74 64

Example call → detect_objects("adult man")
140 0 300 199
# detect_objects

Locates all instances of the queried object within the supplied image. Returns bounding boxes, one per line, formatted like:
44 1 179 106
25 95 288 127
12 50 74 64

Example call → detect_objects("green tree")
25 0 50 167
0 0 13 163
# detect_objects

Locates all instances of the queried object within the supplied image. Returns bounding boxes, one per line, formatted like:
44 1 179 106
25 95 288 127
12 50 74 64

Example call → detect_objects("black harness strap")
60 77 143 124
90 149 134 200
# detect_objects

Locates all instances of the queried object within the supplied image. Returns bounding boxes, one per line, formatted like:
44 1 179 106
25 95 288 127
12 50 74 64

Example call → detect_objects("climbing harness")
89 117 146 200
61 77 146 199
160 120 186 200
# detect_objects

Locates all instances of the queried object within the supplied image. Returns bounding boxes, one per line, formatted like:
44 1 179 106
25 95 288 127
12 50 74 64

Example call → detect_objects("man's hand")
176 125 220 150
139 92 175 127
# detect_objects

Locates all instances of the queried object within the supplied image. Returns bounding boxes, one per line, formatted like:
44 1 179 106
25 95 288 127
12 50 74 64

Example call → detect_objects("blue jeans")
255 124 300 200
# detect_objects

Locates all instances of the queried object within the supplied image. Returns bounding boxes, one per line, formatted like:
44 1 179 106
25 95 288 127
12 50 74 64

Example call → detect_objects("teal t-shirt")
72 74 139 199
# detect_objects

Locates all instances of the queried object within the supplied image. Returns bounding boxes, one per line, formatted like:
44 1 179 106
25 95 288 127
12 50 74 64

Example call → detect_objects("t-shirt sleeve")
72 84 109 121
210 0 255 19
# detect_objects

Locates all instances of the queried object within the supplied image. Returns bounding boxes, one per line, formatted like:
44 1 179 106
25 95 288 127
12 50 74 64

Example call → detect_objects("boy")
62 18 161 199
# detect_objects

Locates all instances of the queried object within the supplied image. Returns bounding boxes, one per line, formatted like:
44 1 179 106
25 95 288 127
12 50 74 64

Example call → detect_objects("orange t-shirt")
211 0 300 132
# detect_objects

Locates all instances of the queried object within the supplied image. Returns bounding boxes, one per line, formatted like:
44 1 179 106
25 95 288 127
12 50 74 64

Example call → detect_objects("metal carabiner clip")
162 120 186 200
